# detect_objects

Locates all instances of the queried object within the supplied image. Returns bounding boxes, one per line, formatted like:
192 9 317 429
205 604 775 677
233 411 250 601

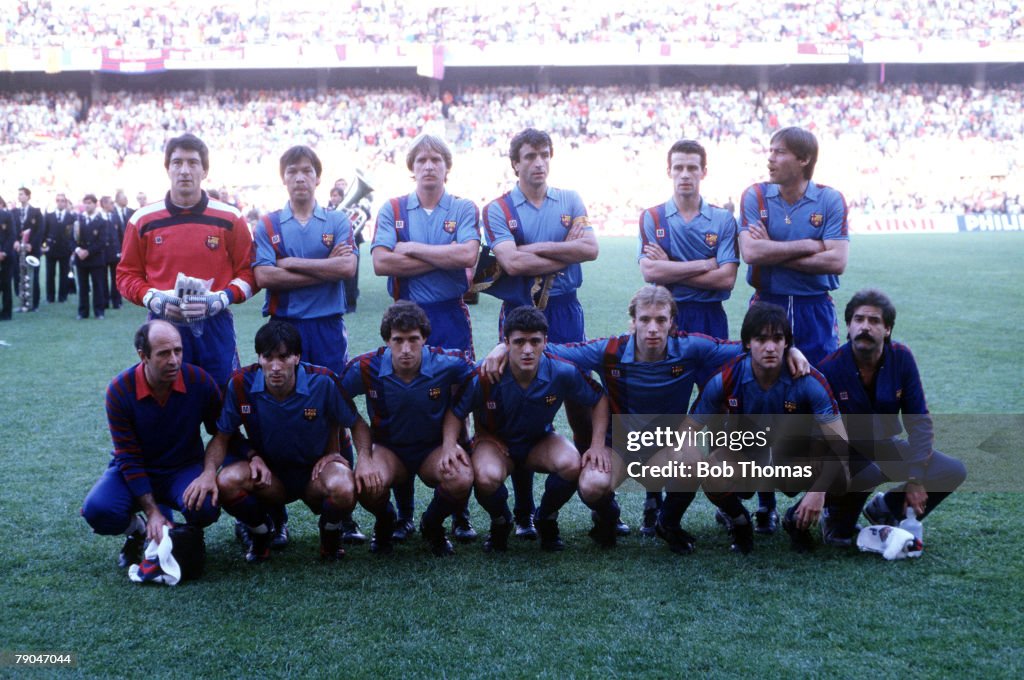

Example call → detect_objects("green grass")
1 233 1021 678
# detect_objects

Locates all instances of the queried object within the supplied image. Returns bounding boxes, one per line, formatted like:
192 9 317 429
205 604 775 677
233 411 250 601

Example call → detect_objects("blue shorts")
387 442 436 477
674 301 728 340
269 464 317 503
156 311 239 389
272 313 348 376
500 291 585 345
81 461 220 535
750 292 838 367
419 298 474 360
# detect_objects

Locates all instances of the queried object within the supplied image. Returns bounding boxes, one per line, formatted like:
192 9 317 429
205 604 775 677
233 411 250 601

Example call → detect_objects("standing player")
639 139 738 338
482 128 599 537
81 321 222 568
341 301 476 557
638 139 739 532
184 321 369 563
0 198 14 320
251 145 362 545
738 126 849 530
117 133 256 389
816 289 966 544
690 302 848 554
456 307 612 552
371 133 480 542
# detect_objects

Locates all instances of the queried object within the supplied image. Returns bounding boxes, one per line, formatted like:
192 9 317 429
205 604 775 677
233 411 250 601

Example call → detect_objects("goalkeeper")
117 133 256 387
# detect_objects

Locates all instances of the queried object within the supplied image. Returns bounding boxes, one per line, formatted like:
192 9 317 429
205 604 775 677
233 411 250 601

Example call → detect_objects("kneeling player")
184 320 368 563
690 302 848 553
456 306 614 551
341 301 475 556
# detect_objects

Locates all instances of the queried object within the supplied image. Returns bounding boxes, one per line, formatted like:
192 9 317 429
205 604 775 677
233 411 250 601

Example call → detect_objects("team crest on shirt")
671 365 684 377
759 209 769 220
728 398 738 408
809 213 824 228
395 220 405 230
443 220 457 234
610 368 621 378
206 235 220 250
560 214 571 228
486 400 497 410
271 234 281 244
155 236 164 245
368 389 378 399
545 394 557 406
428 387 442 400
303 408 318 421
509 219 518 230
655 227 665 239
241 405 252 414
322 233 335 248
704 232 718 247
839 391 849 401
784 400 797 413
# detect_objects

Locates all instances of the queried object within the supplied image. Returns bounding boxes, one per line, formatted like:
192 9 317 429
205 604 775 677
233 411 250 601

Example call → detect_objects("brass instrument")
339 169 374 239
16 231 38 311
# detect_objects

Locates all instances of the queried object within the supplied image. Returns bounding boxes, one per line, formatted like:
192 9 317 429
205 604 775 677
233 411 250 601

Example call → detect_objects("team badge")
368 389 378 399
322 233 334 248
443 220 457 234
671 365 684 377
205 235 220 251
545 394 557 406
241 405 252 414
303 408 318 421
728 398 738 408
759 209 768 220
271 234 281 245
610 369 621 378
395 220 405 230
655 228 665 239
839 391 848 401
704 233 718 247
809 213 824 228
561 214 571 228
784 400 797 413
155 236 163 245
509 219 518 230
428 387 442 400
486 400 497 410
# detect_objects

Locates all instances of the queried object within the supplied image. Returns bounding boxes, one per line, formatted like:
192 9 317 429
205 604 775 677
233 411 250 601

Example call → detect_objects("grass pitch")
1 234 1021 677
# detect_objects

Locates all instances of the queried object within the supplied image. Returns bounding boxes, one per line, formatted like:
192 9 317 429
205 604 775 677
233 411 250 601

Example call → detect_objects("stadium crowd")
7 0 1023 48
3 82 1021 224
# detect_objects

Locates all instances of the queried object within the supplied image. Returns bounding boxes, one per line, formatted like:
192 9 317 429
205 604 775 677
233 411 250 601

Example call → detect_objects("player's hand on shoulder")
786 347 810 377
482 343 508 383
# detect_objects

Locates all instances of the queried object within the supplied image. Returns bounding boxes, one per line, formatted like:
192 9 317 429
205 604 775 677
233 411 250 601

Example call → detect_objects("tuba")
339 169 374 240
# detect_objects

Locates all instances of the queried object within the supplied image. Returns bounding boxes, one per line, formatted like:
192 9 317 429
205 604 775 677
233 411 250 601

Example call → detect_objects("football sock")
536 473 577 520
422 488 459 529
321 498 344 528
757 491 777 512
394 477 415 520
715 494 748 522
587 494 621 523
511 467 536 518
223 490 269 529
658 492 696 527
476 483 512 521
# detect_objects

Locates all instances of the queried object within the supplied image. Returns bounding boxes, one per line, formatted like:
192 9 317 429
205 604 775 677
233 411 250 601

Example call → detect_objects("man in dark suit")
0 197 14 320
74 194 111 320
13 186 44 311
106 190 134 309
44 192 78 303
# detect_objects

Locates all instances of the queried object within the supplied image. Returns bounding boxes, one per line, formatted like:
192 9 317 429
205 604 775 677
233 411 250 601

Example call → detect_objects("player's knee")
216 462 251 500
578 469 612 504
181 502 220 528
440 465 473 499
473 462 506 496
323 468 356 509
80 495 131 536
